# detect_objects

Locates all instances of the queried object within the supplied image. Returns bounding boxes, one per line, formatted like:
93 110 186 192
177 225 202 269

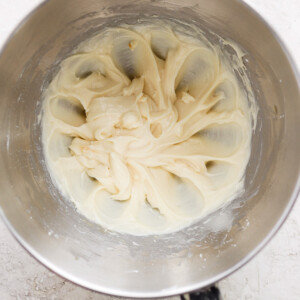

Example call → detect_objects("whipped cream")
42 23 257 235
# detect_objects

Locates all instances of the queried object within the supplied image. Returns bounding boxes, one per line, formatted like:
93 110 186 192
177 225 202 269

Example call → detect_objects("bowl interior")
0 0 299 297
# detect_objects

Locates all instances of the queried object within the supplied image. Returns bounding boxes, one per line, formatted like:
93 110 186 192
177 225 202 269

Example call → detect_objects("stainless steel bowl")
0 0 299 298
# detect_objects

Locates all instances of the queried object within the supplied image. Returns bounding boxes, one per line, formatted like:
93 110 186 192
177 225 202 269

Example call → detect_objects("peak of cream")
42 23 257 235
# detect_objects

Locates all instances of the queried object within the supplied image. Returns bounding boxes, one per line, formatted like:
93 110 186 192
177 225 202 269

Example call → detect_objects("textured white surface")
0 0 299 299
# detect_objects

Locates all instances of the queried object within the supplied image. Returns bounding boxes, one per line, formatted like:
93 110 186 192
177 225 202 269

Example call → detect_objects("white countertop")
0 1 299 299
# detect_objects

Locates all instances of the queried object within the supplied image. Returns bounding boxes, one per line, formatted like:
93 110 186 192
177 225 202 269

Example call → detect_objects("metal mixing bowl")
0 0 299 298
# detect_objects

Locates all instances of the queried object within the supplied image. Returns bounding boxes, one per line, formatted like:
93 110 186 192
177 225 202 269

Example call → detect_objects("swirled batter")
42 23 257 235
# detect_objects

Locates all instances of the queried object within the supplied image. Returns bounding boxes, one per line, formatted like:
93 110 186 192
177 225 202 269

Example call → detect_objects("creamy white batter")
42 23 257 235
